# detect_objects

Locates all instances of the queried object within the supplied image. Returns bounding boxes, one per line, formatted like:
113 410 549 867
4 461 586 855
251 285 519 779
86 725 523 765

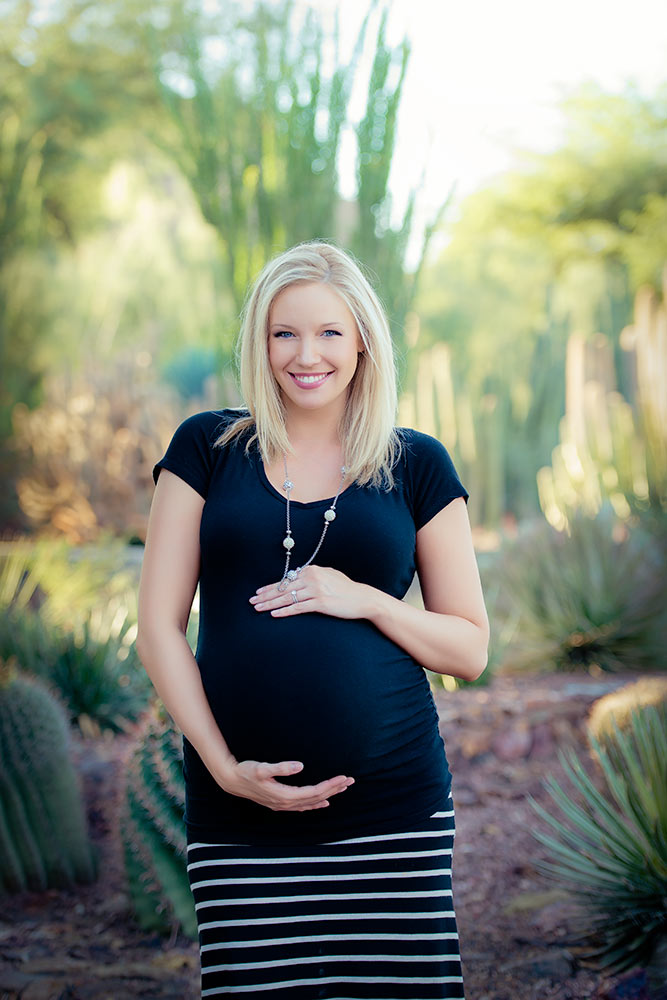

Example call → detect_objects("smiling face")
268 281 364 421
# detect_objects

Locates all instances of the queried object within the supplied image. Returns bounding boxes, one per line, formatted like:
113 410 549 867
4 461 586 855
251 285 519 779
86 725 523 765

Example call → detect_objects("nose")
296 336 320 367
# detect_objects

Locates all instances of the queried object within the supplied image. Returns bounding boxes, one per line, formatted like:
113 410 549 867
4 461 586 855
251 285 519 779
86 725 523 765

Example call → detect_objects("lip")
288 371 334 389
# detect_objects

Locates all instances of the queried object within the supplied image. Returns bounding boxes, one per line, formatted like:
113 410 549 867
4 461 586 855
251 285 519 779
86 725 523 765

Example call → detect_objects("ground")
0 671 664 1000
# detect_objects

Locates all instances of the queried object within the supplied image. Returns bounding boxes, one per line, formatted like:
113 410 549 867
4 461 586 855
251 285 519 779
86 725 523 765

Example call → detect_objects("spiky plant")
0 661 97 893
530 704 667 973
122 703 196 939
492 509 666 673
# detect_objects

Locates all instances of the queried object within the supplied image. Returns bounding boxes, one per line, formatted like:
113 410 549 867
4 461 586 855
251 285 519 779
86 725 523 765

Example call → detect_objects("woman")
137 241 489 999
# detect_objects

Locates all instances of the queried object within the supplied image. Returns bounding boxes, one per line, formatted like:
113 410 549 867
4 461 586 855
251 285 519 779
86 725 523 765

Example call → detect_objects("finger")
278 775 354 802
257 760 304 780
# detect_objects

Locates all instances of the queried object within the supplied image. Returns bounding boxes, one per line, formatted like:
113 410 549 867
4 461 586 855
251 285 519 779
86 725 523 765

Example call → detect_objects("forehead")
269 281 354 322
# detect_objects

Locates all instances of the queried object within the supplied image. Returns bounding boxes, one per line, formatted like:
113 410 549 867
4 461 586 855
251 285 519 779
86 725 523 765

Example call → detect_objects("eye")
322 329 342 337
273 330 295 338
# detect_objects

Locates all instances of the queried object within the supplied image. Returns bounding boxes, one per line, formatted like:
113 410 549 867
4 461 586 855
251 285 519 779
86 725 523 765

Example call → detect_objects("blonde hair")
215 241 400 488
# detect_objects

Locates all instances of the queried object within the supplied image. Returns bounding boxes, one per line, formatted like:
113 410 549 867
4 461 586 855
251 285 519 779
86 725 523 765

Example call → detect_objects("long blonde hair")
215 241 400 488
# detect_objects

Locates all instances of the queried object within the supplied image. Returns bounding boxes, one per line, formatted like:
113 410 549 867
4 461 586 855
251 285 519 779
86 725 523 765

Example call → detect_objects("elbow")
458 622 490 682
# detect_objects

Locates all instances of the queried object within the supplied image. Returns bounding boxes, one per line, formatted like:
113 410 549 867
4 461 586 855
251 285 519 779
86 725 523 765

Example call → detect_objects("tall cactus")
0 660 97 893
122 702 196 939
538 281 667 530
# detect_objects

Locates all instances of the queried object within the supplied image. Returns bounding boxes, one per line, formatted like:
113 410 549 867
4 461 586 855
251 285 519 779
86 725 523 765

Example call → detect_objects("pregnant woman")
137 241 489 999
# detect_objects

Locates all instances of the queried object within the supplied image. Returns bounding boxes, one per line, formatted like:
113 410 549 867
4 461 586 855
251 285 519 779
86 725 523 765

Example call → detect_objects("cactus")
122 702 197 939
0 661 97 893
538 283 667 531
587 676 667 753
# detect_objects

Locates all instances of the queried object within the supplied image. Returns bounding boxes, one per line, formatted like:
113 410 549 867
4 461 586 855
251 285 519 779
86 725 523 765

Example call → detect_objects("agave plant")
530 705 667 973
493 509 666 673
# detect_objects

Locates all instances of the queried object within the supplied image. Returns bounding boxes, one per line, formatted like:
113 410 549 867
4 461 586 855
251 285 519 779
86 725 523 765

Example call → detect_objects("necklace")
277 455 347 591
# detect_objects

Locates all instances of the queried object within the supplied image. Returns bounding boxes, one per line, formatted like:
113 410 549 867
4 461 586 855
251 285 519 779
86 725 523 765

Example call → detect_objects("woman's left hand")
250 566 373 620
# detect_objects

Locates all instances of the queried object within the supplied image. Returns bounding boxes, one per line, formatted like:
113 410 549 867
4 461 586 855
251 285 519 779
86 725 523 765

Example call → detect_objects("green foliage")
122 703 196 939
0 539 151 732
490 510 666 674
530 705 667 973
0 661 97 893
144 0 438 354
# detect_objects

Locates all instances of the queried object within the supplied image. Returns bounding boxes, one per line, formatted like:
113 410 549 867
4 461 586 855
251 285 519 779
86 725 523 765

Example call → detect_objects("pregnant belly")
196 614 434 784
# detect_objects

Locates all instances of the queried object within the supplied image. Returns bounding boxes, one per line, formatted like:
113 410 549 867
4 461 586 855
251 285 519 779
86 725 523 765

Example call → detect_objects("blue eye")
322 329 342 337
273 330 295 338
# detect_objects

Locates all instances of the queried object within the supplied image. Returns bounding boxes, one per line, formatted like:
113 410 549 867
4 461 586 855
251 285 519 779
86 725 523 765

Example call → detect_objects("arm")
137 469 354 810
365 497 489 681
252 497 489 682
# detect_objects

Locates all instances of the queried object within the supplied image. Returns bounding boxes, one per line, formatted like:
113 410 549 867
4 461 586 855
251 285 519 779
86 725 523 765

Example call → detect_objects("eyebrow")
269 320 346 330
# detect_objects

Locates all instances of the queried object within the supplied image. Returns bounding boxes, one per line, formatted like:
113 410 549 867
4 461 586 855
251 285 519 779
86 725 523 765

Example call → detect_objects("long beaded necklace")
277 455 347 591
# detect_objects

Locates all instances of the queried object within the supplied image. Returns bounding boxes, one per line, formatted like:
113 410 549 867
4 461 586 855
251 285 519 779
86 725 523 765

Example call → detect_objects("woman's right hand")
217 759 355 811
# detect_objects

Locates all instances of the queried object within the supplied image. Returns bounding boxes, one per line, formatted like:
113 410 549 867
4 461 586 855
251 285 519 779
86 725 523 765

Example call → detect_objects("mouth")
288 372 334 388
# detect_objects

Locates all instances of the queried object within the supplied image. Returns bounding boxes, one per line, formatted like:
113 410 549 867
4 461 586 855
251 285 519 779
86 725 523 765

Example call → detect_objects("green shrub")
530 704 667 973
0 604 151 734
0 661 97 893
490 509 666 673
122 703 196 939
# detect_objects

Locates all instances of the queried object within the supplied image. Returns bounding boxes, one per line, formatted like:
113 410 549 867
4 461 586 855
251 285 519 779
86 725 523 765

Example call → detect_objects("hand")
217 758 354 811
250 565 374 620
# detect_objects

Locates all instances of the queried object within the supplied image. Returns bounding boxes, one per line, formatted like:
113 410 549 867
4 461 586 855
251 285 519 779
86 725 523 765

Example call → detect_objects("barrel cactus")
122 702 196 939
0 661 97 893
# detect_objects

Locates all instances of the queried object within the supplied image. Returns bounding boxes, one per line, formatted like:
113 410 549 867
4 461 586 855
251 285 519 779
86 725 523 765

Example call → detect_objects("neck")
283 406 343 453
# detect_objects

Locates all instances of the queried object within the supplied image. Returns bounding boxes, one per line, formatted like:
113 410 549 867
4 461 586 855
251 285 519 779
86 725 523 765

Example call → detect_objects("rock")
528 722 555 758
492 725 532 761
499 949 574 980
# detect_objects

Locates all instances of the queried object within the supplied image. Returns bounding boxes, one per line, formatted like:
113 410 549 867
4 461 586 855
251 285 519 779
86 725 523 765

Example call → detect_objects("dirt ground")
0 671 664 1000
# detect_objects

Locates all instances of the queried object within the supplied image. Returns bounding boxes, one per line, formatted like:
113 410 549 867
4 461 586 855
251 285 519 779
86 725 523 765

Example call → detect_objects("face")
268 281 364 419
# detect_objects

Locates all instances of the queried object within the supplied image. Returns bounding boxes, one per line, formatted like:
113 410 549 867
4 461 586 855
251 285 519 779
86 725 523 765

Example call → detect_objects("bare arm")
252 497 489 682
137 469 354 810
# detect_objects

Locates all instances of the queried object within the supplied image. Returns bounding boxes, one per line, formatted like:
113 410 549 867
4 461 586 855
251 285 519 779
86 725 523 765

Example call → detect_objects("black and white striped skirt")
186 797 464 999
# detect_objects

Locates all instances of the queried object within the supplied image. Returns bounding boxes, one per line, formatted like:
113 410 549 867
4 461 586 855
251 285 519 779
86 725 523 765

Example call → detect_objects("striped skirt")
186 798 464 999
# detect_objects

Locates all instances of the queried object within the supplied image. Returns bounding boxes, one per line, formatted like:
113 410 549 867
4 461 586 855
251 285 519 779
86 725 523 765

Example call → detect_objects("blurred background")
1 0 666 991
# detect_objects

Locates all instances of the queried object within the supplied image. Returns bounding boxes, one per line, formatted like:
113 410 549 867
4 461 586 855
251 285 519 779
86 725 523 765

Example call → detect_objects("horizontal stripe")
195 889 451 910
191 868 450 889
201 931 460 951
198 910 457 929
202 974 464 995
206 954 461 972
323 825 454 846
187 846 451 871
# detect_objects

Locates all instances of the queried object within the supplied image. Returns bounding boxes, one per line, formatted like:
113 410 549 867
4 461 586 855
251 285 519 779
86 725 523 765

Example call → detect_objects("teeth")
292 373 329 384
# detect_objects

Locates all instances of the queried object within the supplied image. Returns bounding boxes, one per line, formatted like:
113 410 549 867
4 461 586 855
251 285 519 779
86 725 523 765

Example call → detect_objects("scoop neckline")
253 451 357 509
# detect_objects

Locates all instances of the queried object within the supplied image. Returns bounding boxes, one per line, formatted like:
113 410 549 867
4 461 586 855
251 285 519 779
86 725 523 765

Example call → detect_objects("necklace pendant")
324 508 336 522
283 479 293 492
283 535 295 550
286 569 299 581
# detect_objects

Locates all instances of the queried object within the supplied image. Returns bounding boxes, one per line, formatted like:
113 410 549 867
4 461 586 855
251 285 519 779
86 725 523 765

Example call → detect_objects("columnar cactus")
538 283 667 530
122 702 196 939
0 661 97 893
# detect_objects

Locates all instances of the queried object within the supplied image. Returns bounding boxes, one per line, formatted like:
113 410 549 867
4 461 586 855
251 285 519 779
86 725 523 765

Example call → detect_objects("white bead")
283 536 295 550
324 508 336 522
283 479 293 491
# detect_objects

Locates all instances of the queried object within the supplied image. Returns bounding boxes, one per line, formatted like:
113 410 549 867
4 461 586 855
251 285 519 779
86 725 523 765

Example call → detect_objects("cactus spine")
122 702 196 939
0 661 97 893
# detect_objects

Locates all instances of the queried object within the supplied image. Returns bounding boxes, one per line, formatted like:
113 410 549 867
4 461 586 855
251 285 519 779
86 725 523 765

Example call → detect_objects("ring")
291 590 299 604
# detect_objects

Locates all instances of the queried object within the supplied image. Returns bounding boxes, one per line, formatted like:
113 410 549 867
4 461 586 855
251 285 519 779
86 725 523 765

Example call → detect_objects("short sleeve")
152 411 227 500
402 429 469 531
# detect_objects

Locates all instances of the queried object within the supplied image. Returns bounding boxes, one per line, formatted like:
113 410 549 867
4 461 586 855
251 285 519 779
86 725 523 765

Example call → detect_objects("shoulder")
176 407 249 442
395 427 453 465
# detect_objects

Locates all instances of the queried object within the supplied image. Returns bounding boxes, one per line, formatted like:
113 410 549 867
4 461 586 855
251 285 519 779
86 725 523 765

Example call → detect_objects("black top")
153 409 469 844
